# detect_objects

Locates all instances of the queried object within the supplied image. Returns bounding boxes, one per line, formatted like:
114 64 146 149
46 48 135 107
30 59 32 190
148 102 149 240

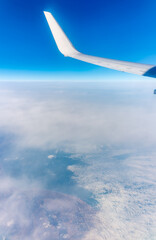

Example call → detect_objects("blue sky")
0 0 156 79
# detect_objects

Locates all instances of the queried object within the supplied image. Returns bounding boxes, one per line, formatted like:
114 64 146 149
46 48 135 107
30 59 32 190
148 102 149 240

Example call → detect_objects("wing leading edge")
44 11 156 78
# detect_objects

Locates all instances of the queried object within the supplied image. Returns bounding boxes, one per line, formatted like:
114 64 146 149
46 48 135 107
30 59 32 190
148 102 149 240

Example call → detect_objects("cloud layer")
0 80 156 239
0 80 156 153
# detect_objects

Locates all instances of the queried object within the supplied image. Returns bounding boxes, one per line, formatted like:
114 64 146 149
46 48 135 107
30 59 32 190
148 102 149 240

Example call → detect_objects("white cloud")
0 81 156 153
0 81 156 239
48 155 55 159
69 152 156 240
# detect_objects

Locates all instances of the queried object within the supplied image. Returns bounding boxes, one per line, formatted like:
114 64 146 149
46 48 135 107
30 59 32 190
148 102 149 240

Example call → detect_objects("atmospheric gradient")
0 0 156 240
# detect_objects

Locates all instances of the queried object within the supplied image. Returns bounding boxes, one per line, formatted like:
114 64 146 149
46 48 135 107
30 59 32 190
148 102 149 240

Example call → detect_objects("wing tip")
43 11 49 14
43 11 51 17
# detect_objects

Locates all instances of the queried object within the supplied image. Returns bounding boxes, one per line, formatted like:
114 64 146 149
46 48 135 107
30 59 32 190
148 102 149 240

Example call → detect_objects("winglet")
44 11 79 57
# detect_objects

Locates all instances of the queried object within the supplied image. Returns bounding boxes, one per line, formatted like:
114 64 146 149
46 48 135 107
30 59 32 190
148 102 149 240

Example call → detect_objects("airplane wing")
44 11 156 78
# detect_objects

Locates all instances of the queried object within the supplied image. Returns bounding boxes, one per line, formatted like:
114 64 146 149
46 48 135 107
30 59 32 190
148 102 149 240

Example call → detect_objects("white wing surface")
44 11 156 78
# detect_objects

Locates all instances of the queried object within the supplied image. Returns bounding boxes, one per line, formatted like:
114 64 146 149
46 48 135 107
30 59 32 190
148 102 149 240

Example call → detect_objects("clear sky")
0 0 156 79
